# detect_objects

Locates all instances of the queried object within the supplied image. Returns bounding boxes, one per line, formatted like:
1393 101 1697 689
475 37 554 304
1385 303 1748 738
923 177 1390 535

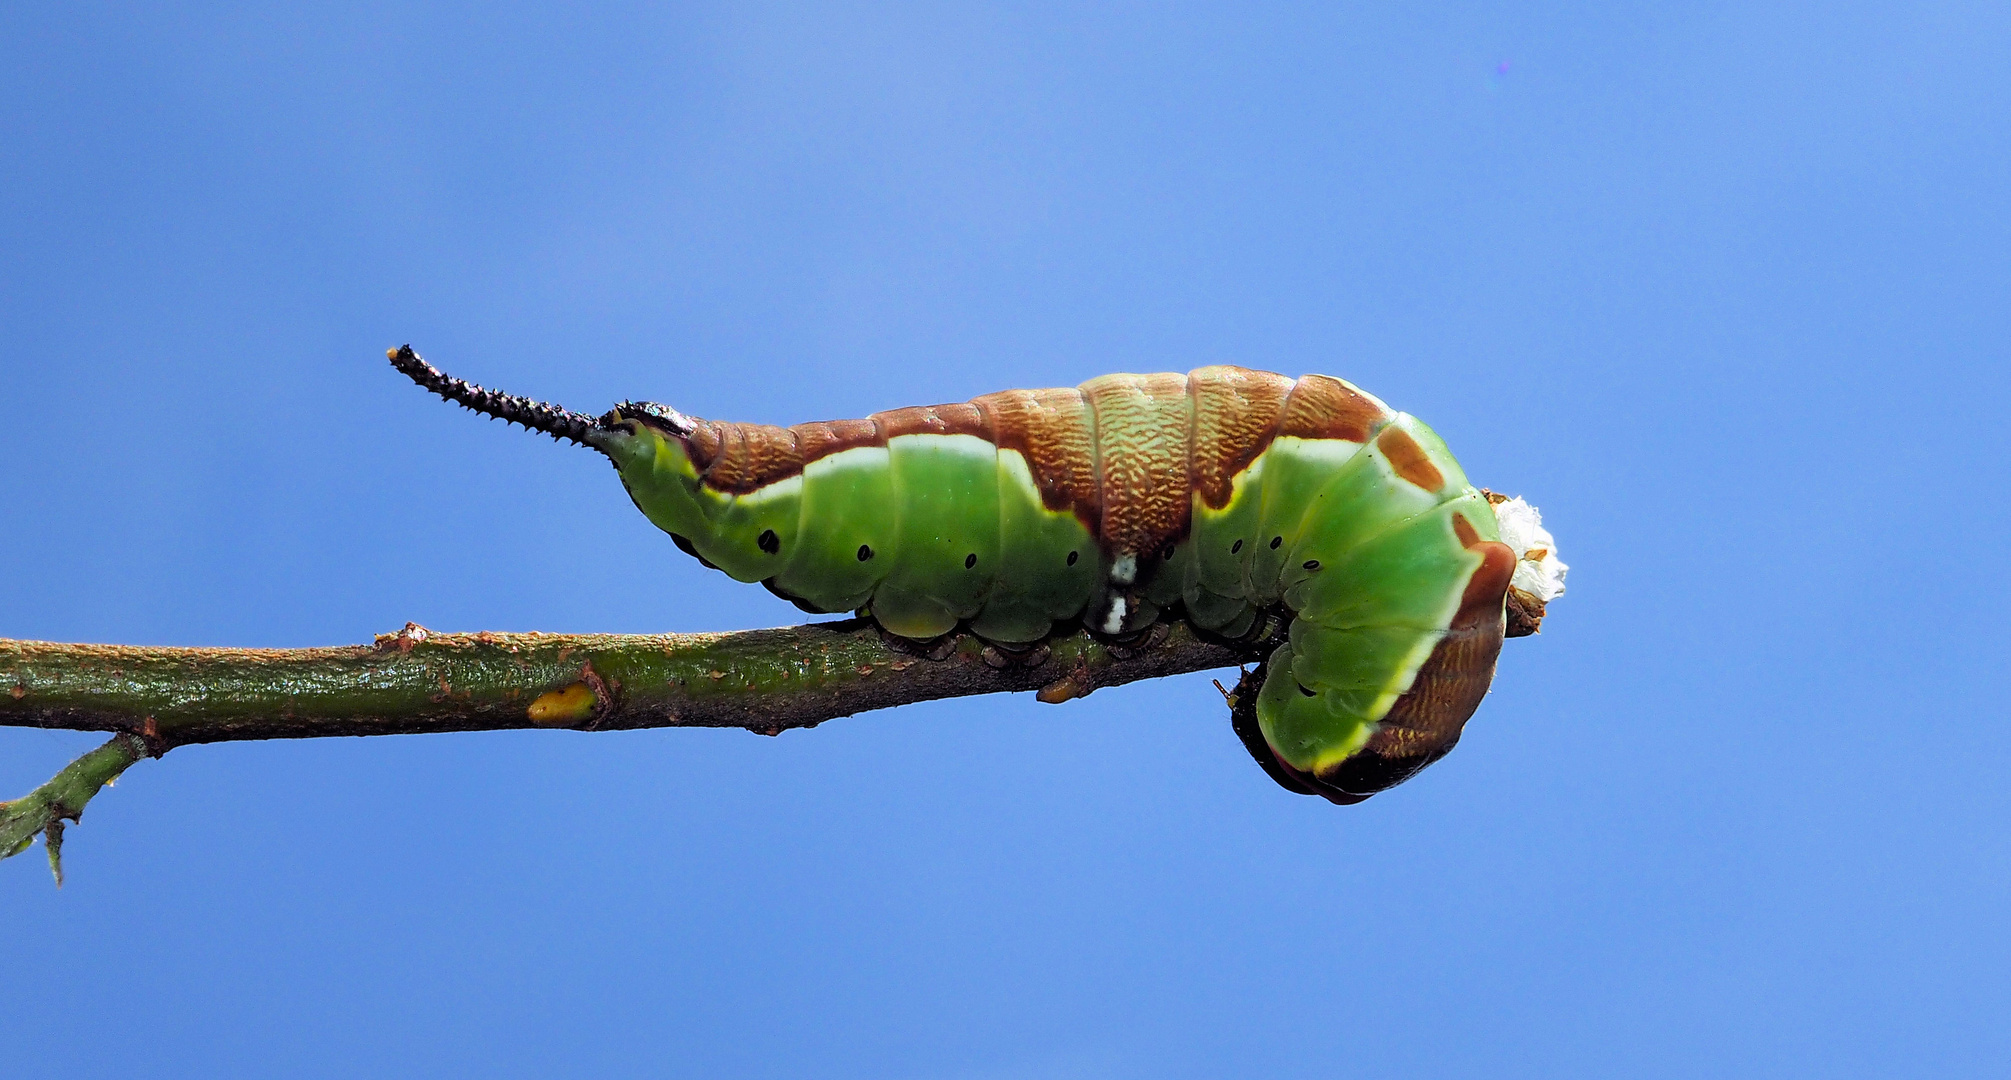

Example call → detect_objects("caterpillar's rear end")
392 345 1565 804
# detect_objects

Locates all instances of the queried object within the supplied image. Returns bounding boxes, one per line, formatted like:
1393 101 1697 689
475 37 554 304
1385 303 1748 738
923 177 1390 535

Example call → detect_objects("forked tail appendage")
387 344 603 448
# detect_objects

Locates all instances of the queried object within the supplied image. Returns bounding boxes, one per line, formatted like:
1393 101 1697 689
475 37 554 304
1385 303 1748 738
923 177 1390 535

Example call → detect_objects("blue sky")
4 3 2008 1076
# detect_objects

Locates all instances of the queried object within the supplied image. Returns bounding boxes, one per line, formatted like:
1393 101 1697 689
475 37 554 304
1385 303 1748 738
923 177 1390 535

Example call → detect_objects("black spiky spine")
388 345 600 447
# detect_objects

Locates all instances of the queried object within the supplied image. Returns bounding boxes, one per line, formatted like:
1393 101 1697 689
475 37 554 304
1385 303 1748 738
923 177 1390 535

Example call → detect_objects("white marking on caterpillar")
1110 554 1137 584
1101 597 1127 634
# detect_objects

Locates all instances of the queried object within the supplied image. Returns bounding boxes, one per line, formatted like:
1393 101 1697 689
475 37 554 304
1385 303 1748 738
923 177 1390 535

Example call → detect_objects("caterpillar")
390 345 1565 804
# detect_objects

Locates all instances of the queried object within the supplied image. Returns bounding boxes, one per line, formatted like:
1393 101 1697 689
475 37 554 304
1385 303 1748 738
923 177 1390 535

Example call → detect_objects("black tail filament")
388 344 603 448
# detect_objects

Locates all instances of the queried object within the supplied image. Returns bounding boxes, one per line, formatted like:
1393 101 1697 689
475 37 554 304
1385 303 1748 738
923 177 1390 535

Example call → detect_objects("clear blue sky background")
5 3 2008 1077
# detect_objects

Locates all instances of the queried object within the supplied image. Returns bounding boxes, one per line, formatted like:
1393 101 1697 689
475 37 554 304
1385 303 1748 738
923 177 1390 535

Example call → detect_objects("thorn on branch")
45 818 65 887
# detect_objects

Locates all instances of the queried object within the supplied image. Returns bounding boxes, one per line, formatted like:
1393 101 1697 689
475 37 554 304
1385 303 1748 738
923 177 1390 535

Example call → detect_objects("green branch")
2 618 1255 881
1 733 148 886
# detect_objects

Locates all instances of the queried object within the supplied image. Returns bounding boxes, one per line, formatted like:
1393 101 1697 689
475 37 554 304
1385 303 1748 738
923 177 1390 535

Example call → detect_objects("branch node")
578 660 615 730
375 622 432 653
136 715 167 757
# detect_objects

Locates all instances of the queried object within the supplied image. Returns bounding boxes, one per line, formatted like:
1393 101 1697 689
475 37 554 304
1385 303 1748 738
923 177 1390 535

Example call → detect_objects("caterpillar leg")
876 626 960 662
1097 620 1171 660
980 640 1052 670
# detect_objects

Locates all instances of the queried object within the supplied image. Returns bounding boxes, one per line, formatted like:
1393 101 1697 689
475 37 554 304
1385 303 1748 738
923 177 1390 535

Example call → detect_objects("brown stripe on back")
790 417 882 461
681 367 1396 507
972 387 1101 521
1278 374 1387 443
870 402 992 441
1080 372 1193 559
691 421 805 495
1377 426 1445 491
680 420 723 472
691 403 994 495
1187 366 1295 509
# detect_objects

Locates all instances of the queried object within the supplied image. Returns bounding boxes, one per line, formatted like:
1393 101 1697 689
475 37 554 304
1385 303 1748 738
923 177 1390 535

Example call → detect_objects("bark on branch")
1 618 1254 880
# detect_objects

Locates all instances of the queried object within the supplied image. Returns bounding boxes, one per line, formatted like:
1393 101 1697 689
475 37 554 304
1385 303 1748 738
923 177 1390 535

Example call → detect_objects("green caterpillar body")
393 347 1533 804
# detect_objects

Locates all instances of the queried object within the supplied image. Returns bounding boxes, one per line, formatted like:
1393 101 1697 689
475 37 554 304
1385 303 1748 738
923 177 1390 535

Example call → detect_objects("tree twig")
0 733 148 886
1 618 1254 878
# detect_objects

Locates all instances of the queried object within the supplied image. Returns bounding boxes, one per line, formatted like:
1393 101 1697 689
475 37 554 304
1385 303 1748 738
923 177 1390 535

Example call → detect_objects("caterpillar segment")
391 345 1546 804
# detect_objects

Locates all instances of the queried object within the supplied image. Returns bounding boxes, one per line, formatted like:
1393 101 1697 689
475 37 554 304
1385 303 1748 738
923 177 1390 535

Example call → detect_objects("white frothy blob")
1493 496 1568 603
